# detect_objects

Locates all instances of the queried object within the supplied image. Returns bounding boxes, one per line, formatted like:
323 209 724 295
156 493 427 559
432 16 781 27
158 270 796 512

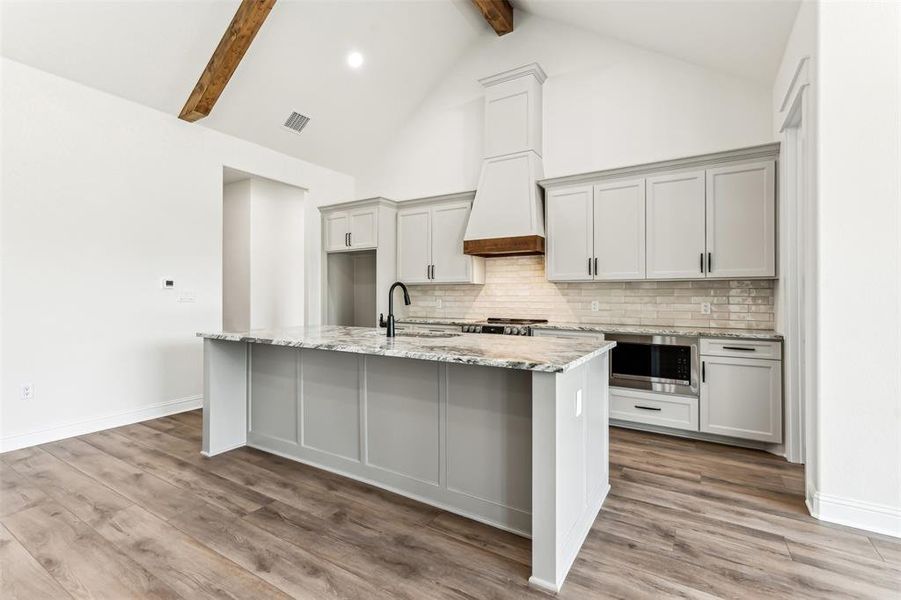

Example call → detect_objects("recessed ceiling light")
347 51 364 69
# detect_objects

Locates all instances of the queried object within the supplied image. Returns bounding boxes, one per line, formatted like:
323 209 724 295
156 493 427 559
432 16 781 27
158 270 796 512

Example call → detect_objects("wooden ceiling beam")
471 0 514 36
179 0 276 122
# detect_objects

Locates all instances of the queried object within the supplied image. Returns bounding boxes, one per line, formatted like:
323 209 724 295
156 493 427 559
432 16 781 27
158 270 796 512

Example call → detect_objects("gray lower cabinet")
700 350 783 443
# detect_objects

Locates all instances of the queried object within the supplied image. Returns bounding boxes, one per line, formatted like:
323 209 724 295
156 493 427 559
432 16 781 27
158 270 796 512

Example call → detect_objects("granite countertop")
197 326 615 373
530 323 783 340
397 318 782 340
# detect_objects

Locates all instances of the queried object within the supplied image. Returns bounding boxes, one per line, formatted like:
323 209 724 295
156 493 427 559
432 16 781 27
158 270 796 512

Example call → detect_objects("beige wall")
402 257 774 330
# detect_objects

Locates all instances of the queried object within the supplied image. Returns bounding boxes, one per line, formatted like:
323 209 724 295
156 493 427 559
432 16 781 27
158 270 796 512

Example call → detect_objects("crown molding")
318 196 397 213
479 62 547 88
539 143 781 189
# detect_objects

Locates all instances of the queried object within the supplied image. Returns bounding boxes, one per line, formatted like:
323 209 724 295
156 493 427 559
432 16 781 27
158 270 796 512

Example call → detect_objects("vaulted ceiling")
1 0 799 177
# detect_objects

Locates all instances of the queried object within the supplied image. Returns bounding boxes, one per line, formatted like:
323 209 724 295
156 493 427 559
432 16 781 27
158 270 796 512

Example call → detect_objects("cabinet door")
325 211 350 252
397 208 431 284
646 171 706 279
593 178 646 280
546 185 594 281
700 356 782 442
349 207 378 249
430 202 472 283
706 160 775 278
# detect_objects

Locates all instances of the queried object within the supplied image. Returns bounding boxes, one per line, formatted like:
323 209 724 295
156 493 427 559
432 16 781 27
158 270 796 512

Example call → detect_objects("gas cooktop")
462 317 548 336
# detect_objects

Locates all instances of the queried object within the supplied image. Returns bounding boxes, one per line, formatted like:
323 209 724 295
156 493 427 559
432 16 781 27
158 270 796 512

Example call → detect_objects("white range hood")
463 63 547 257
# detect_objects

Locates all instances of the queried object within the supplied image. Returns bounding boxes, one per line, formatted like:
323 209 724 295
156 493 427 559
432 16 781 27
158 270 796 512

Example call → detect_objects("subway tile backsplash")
403 256 775 330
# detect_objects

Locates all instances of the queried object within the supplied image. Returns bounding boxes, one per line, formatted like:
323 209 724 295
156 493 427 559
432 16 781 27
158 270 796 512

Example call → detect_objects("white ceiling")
2 0 799 176
517 0 800 84
1 0 488 175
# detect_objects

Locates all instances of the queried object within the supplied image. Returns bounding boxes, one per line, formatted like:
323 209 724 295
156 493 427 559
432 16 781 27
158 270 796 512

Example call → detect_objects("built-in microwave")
606 334 699 397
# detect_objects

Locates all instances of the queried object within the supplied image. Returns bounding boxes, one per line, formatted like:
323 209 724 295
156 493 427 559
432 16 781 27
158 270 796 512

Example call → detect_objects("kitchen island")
198 325 615 593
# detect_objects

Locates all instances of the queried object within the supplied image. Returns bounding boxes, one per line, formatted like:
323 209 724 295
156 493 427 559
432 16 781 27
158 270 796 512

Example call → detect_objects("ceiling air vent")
283 111 310 135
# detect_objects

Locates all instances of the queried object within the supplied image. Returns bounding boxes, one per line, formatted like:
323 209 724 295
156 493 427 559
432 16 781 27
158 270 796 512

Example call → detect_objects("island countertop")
198 325 615 373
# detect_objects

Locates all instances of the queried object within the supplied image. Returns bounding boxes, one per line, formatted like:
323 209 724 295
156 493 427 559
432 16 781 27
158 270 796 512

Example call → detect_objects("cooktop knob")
504 326 512 334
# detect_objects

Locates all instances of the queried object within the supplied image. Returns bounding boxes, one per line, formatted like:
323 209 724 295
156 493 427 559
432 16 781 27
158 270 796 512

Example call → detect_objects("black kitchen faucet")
385 281 411 337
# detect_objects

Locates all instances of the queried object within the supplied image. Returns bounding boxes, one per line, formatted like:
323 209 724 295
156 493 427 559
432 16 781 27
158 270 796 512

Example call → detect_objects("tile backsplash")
403 256 776 330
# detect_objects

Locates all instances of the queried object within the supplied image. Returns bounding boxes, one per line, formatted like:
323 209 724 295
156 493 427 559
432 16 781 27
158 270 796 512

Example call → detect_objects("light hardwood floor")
1 410 899 599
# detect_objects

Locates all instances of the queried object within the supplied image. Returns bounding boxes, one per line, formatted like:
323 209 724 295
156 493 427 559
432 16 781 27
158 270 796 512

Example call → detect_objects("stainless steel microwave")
606 334 699 397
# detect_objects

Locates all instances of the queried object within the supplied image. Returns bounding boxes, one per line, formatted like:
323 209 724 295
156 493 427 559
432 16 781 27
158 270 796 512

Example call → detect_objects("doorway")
222 167 306 331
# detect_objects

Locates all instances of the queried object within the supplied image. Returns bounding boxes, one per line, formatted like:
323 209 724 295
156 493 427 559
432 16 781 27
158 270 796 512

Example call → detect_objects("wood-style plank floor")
2 410 899 599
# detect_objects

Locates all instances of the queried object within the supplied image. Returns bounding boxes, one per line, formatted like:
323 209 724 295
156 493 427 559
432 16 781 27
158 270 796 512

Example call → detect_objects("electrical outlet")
591 300 600 312
436 298 442 309
20 384 34 401
701 302 712 315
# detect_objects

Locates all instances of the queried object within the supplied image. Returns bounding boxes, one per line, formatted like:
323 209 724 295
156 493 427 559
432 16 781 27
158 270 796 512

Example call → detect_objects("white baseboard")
809 489 901 538
0 395 203 453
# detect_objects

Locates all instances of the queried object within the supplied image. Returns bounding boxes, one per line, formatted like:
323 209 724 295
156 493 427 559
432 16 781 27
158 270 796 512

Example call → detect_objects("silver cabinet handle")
349 232 352 246
723 346 756 352
345 233 350 247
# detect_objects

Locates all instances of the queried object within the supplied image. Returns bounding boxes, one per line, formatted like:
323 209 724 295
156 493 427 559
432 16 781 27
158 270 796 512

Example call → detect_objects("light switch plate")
20 384 33 401
590 300 600 312
701 302 712 315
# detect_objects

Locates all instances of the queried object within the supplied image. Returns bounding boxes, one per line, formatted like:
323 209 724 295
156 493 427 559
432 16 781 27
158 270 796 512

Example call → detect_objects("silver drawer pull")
722 346 756 352
634 405 662 411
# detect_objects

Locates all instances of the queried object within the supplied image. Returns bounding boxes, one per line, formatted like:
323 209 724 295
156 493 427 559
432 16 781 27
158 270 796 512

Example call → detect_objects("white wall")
356 12 773 200
0 58 353 451
247 177 305 330
814 1 901 537
224 176 306 332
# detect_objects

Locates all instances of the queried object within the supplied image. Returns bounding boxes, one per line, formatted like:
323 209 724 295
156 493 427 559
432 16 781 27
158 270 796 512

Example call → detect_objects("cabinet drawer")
610 388 698 431
701 338 782 360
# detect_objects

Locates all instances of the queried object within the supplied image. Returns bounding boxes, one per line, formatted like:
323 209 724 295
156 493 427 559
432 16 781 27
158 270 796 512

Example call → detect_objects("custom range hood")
463 63 547 257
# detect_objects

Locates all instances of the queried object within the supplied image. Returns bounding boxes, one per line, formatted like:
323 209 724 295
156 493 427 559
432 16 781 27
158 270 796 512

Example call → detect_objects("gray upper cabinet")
645 170 706 280
431 201 476 283
546 179 646 282
706 160 776 278
397 207 432 284
324 205 379 251
396 193 485 285
546 185 594 281
593 178 646 280
541 144 779 282
325 211 351 252
349 207 378 249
